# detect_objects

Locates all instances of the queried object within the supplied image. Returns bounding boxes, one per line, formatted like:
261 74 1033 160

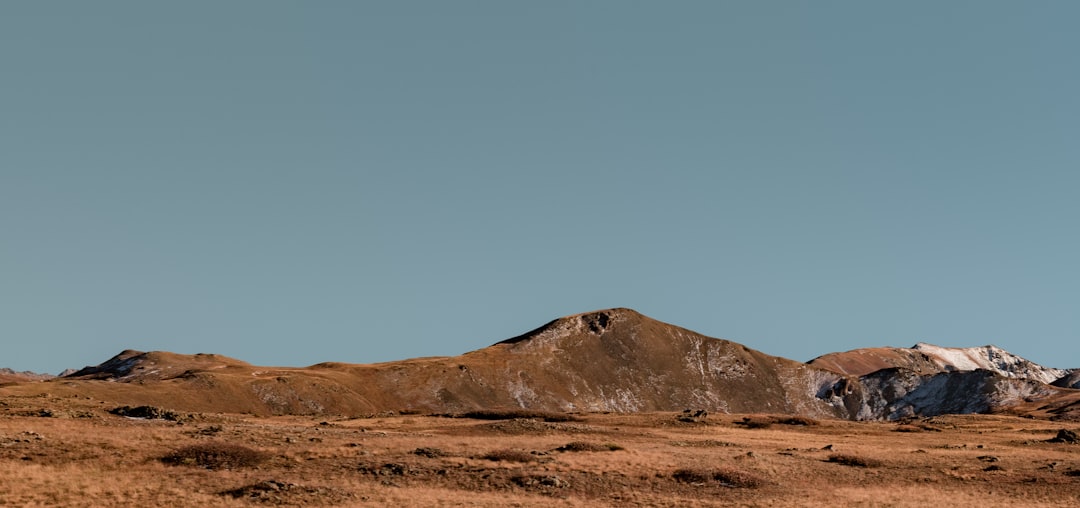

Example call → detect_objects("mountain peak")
496 308 643 346
911 343 1067 384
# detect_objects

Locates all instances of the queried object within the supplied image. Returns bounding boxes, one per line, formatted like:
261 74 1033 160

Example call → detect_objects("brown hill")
2 309 848 418
63 349 252 381
809 347 943 377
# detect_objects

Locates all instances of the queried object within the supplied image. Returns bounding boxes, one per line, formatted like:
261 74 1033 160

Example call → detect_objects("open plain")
1 394 1077 507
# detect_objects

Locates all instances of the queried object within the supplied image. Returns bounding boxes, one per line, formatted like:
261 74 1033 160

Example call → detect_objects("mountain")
809 342 1070 384
2 308 1076 420
0 368 54 384
48 309 848 418
63 349 252 382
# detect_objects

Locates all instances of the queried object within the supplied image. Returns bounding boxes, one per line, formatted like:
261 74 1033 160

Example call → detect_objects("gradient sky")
3 2 1079 374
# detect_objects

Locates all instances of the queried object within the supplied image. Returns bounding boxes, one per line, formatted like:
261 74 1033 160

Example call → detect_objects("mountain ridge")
2 308 1077 421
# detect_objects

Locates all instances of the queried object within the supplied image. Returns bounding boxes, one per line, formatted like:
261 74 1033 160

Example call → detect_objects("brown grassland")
1 395 1078 507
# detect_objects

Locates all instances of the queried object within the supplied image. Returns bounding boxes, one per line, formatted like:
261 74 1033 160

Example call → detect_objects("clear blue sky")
3 2 1078 374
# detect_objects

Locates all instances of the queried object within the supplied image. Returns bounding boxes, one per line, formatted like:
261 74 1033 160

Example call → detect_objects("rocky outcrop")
823 368 1058 420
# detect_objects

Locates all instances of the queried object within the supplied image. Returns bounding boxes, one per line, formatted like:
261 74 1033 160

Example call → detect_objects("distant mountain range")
2 308 1078 421
0 368 54 384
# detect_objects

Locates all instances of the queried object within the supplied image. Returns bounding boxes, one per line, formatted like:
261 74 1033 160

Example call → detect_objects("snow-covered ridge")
912 343 1068 385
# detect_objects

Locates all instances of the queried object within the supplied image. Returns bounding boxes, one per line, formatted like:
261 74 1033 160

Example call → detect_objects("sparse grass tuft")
481 449 536 462
737 415 819 428
162 442 268 470
827 454 882 468
554 441 623 452
774 416 819 426
737 416 773 429
413 447 446 458
459 409 580 422
673 467 765 488
712 466 767 488
669 439 738 448
672 468 712 483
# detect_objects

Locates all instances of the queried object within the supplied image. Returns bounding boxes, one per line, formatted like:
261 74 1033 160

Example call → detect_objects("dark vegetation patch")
458 410 580 422
672 467 765 488
738 412 820 428
412 447 446 458
737 416 773 429
669 439 738 448
359 462 409 476
894 420 943 433
353 459 652 498
735 415 820 429
220 480 354 505
554 441 623 452
110 405 183 422
468 418 596 436
162 442 268 470
774 416 820 426
676 409 711 423
511 474 570 489
481 449 536 462
827 454 882 468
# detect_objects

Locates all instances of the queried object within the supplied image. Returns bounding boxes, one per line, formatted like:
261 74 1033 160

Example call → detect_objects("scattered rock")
221 480 354 504
827 454 882 468
1047 429 1079 444
511 475 568 489
359 463 409 476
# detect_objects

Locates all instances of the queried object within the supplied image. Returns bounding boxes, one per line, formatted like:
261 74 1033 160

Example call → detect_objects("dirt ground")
1 394 1078 507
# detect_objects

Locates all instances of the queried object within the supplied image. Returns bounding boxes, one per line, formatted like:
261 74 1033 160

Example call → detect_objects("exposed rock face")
824 368 1058 420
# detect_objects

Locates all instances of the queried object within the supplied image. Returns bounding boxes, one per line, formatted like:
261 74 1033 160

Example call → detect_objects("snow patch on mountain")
912 343 1068 384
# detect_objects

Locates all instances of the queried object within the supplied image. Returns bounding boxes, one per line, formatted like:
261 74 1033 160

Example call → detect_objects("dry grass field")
1 395 1078 507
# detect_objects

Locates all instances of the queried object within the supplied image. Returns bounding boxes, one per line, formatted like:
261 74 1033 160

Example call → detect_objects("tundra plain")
1 394 1078 507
